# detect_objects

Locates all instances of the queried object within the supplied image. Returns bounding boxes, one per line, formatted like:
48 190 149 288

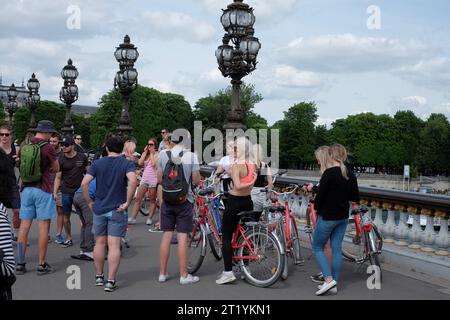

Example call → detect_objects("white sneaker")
158 274 170 283
315 280 337 295
216 271 236 285
180 274 200 285
128 218 136 225
146 218 153 225
318 284 337 294
83 251 94 260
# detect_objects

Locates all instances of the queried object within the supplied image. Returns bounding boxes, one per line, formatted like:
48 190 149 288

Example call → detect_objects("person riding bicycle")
216 137 257 285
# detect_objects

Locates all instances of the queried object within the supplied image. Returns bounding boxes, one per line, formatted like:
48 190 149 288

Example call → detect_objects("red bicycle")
261 185 303 280
188 188 285 287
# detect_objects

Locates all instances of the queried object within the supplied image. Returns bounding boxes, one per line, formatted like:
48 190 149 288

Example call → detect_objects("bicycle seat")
237 211 260 223
351 206 369 215
268 205 285 213
198 188 215 196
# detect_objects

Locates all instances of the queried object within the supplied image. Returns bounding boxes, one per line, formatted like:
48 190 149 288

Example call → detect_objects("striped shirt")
0 203 15 277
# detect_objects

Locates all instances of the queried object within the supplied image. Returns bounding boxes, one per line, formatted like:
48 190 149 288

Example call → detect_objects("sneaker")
318 284 337 294
95 274 105 286
158 274 170 283
16 263 27 275
216 271 236 285
55 234 65 245
146 218 153 225
310 272 325 283
47 234 52 243
149 227 163 233
37 262 55 275
128 218 137 225
315 280 337 296
104 280 117 292
171 237 178 245
61 239 73 248
180 274 200 285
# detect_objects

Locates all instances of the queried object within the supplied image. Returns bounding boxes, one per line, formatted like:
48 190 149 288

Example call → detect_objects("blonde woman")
216 137 257 285
311 144 359 296
129 138 159 226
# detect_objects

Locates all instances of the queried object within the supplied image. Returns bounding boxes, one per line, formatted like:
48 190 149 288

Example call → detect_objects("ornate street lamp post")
27 73 40 133
216 0 261 131
60 59 79 136
6 84 18 128
114 35 139 138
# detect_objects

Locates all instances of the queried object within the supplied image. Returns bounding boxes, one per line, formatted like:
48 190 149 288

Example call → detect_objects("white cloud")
395 57 450 91
401 96 428 107
277 34 433 73
273 65 322 88
141 11 217 43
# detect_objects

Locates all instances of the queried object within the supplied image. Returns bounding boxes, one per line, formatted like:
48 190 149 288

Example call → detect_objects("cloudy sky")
1 0 449 126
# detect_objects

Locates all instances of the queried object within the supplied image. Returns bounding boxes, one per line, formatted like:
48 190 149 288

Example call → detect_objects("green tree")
90 85 194 152
274 102 318 169
416 113 450 173
0 101 6 127
330 113 401 172
193 83 265 130
314 124 331 149
12 101 91 147
393 110 423 169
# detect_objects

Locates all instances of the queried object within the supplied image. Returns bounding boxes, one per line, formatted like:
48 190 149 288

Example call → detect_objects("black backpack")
162 150 189 204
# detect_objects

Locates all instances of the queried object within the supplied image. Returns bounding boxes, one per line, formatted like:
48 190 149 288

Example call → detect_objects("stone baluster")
394 205 409 247
372 201 384 235
383 202 396 244
420 208 437 253
298 195 309 223
289 194 301 217
434 211 450 257
408 206 422 250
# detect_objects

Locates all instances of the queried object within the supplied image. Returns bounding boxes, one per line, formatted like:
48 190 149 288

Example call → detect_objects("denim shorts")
20 187 56 221
62 193 75 214
160 201 193 234
93 210 128 238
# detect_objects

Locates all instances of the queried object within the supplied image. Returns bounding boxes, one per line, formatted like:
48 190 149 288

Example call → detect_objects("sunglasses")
0 133 11 137
148 143 155 146
61 143 72 147
75 138 82 140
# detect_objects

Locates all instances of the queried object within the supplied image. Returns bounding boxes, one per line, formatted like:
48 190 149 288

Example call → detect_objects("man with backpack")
157 130 201 285
16 120 59 275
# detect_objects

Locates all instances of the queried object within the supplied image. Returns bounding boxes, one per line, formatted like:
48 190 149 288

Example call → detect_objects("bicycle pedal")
294 259 305 266
355 258 365 264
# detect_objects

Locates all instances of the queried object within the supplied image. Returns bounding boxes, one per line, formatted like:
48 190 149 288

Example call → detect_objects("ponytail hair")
329 143 348 180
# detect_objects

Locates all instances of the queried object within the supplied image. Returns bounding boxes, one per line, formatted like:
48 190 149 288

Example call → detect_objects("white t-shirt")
219 155 234 179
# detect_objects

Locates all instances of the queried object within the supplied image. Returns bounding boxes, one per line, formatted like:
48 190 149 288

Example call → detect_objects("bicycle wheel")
207 232 222 260
238 228 284 288
187 222 206 274
342 222 365 262
139 197 150 216
289 218 303 265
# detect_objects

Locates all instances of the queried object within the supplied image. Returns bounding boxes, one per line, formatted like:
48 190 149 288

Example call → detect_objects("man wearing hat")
16 120 60 276
53 136 88 249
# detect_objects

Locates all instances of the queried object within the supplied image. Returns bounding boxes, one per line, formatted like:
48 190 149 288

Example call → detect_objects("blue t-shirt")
87 156 135 215
75 178 97 200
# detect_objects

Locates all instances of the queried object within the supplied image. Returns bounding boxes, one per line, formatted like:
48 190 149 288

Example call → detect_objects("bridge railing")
200 166 450 258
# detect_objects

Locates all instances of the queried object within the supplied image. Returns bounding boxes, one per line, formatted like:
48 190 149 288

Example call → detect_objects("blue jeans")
312 216 348 282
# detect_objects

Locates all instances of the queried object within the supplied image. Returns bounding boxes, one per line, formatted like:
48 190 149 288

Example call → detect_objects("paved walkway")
10 209 450 300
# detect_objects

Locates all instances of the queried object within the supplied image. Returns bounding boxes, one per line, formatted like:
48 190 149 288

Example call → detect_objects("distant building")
0 77 29 107
72 104 99 118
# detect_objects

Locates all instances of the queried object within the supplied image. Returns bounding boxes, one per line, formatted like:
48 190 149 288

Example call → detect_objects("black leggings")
222 194 253 272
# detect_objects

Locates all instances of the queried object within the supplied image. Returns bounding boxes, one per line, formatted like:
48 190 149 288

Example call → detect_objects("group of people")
0 119 359 299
